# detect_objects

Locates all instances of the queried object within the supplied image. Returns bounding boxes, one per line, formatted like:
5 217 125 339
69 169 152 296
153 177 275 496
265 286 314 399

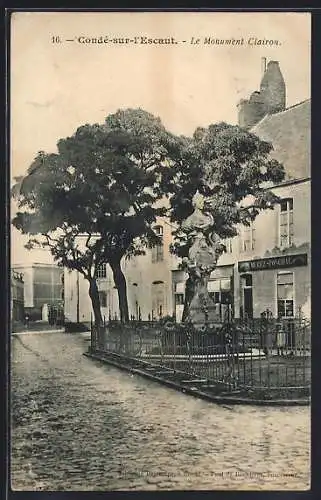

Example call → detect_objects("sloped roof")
251 99 311 180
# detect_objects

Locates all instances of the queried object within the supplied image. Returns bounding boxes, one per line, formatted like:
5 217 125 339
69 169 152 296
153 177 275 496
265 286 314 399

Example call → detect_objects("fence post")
187 326 192 374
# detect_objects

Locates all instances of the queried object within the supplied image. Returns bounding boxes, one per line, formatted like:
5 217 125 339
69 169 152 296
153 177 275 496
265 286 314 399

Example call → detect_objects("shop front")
237 253 309 320
207 265 234 322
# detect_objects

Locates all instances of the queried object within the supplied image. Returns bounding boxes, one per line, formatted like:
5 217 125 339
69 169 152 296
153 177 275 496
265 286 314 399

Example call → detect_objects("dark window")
99 291 107 307
152 244 164 262
277 273 294 318
279 199 294 248
175 293 184 306
280 198 293 211
209 292 220 303
241 223 255 252
152 225 164 263
221 291 231 304
154 226 163 237
244 274 252 287
97 263 107 278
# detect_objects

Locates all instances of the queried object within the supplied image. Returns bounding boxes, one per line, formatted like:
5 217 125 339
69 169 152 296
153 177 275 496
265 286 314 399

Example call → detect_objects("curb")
11 329 64 335
83 351 310 407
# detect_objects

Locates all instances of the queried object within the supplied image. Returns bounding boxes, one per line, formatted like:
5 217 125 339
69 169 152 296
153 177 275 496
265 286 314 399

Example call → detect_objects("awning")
208 280 220 292
175 282 185 293
208 279 231 292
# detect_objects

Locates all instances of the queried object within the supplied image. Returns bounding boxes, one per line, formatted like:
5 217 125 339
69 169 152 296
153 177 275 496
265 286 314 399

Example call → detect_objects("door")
243 288 253 319
240 274 253 319
152 281 165 320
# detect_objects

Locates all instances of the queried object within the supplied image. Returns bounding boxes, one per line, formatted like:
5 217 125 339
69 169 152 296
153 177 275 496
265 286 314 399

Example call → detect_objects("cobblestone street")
10 332 310 491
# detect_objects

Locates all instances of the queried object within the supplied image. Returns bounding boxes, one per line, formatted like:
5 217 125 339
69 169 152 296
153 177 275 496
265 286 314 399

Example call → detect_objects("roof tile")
250 99 310 180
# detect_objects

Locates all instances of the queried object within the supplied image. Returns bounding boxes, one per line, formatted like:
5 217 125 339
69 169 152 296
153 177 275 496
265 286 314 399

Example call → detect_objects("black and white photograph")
10 11 311 491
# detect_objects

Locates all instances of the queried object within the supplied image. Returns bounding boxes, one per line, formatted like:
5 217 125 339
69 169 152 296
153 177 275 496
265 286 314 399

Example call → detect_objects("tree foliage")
12 108 182 324
12 113 286 327
165 122 285 259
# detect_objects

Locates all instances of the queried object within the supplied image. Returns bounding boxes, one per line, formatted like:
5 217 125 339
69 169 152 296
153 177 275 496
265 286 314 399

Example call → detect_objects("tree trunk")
88 277 103 351
182 275 195 322
110 258 129 323
88 278 103 327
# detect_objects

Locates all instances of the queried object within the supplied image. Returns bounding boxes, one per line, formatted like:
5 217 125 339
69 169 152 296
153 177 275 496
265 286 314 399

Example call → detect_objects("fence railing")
90 316 311 397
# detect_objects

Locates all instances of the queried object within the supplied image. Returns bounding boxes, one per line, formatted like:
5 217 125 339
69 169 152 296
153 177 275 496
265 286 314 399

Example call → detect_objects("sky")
10 11 311 265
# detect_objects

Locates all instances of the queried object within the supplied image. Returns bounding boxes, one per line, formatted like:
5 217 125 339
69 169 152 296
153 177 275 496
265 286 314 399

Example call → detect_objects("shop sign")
238 253 308 273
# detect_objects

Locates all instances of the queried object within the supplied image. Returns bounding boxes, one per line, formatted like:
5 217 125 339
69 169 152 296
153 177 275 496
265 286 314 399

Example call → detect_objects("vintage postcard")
10 11 311 491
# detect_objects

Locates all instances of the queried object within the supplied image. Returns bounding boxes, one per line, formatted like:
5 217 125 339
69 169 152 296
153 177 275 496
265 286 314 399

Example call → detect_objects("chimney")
260 60 286 113
261 57 267 76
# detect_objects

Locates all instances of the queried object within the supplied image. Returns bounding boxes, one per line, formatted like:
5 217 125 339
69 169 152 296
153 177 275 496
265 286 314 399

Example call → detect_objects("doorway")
152 281 165 320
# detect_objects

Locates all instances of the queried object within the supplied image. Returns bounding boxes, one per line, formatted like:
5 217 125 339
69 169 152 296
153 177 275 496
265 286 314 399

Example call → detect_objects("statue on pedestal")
181 191 226 329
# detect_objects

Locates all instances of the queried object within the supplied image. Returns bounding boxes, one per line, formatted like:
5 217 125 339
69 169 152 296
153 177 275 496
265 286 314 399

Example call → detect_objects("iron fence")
90 315 310 399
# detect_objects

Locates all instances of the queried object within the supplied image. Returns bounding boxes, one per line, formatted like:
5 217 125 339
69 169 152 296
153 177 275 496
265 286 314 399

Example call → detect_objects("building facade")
172 177 310 321
63 58 311 325
13 263 64 320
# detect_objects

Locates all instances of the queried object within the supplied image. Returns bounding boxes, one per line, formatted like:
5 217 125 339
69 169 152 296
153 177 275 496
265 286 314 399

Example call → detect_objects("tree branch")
85 233 92 249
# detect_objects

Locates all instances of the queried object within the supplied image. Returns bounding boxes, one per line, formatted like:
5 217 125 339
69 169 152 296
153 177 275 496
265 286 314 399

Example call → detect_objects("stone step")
181 379 208 384
154 370 174 376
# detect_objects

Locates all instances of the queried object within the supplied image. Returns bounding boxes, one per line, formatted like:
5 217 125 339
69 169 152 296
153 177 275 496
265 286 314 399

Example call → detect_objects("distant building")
11 270 24 323
13 263 64 321
64 58 310 325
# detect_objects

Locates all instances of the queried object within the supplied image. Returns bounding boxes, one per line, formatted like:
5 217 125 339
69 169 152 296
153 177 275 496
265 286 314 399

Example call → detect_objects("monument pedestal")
187 278 222 329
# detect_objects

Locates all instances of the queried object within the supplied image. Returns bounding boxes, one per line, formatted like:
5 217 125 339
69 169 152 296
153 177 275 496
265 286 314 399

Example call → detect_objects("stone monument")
181 191 226 329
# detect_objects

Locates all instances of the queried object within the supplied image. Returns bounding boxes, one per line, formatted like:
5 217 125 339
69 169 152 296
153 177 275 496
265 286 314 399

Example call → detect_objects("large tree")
165 122 286 320
12 109 181 326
